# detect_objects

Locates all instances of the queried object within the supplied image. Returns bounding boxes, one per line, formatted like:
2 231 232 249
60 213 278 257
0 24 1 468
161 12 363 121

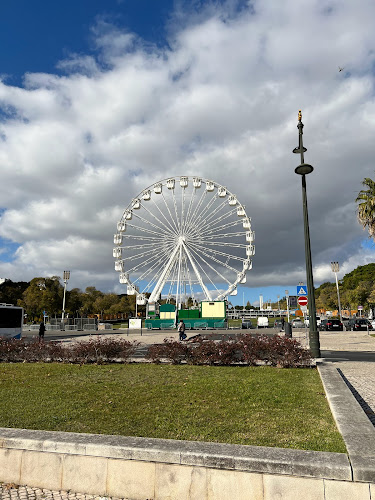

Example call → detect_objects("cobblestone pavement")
0 484 126 500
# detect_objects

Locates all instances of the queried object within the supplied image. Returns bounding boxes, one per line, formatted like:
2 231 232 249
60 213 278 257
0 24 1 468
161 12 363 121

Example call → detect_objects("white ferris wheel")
113 176 255 306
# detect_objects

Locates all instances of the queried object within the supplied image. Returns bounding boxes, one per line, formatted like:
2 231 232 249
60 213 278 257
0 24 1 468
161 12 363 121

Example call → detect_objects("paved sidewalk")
319 330 375 425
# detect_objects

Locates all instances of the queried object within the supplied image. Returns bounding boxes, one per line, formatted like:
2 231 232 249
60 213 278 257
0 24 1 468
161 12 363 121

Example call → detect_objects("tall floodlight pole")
293 110 321 357
61 271 70 322
331 262 343 323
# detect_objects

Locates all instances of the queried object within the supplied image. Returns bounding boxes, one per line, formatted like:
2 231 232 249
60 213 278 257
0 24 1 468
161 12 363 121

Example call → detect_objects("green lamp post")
293 110 321 357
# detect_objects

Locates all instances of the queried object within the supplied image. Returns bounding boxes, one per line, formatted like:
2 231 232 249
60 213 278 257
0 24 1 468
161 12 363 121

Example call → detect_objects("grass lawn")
0 363 346 453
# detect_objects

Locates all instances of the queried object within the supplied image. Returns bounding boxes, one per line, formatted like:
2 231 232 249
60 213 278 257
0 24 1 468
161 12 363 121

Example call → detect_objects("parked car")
241 321 253 329
320 319 343 331
304 316 322 327
274 319 285 329
291 318 304 328
347 318 373 331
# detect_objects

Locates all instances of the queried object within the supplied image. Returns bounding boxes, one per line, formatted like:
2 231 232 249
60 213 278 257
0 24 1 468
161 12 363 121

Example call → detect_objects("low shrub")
0 337 138 364
0 334 312 367
69 337 139 364
146 338 189 364
146 334 312 368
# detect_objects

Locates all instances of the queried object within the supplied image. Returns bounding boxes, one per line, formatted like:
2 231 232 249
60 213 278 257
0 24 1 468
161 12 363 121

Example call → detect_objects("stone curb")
318 361 375 482
0 426 351 482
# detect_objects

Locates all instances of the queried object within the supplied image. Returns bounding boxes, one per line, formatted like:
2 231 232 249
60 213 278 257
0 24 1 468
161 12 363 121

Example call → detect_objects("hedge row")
0 337 138 364
146 335 312 367
0 334 312 367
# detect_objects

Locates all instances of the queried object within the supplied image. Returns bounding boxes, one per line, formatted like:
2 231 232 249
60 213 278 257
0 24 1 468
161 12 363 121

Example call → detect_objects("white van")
304 316 321 327
257 316 269 328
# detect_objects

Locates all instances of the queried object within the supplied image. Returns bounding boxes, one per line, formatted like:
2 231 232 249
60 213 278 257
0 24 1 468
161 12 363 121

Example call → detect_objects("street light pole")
285 290 290 323
61 271 70 322
331 262 343 324
293 110 321 357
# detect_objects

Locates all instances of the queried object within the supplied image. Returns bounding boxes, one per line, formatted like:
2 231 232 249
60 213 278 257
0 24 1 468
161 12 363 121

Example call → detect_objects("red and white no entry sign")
297 296 308 306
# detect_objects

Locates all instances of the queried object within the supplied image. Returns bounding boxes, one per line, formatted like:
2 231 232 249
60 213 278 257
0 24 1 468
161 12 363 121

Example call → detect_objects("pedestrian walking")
178 320 186 341
39 321 45 341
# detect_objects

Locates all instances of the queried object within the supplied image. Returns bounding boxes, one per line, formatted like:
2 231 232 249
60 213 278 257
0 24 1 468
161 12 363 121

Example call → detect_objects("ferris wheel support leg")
176 244 183 310
149 242 181 303
182 242 212 301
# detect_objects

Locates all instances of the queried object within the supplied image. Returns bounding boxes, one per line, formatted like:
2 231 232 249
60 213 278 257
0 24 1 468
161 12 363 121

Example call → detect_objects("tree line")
2 263 375 320
0 277 143 321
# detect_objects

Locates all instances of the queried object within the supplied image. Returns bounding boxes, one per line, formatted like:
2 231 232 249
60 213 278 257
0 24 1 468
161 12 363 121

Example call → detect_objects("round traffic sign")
297 296 308 306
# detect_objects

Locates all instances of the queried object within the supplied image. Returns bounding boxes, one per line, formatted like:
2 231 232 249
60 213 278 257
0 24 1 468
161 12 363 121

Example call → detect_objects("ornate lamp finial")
298 109 302 122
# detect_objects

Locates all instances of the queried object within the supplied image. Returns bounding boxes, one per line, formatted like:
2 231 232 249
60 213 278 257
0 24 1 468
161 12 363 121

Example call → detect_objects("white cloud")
0 0 375 297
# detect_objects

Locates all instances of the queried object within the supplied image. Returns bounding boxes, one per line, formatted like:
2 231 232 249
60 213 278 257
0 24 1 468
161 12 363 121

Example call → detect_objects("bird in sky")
338 66 344 72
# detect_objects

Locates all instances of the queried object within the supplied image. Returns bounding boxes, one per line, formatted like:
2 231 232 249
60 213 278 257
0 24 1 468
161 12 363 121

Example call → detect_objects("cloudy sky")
0 0 374 305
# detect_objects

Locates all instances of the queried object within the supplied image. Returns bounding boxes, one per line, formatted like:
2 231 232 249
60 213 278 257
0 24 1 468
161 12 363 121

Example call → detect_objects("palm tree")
356 177 375 238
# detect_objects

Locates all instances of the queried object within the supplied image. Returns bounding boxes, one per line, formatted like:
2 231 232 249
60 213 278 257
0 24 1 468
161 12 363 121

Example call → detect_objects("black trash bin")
284 322 292 338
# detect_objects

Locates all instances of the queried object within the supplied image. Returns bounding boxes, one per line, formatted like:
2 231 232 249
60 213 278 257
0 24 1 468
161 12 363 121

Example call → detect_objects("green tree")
94 293 119 318
20 277 63 320
356 177 375 238
0 280 29 306
315 282 337 310
80 287 103 316
66 288 84 317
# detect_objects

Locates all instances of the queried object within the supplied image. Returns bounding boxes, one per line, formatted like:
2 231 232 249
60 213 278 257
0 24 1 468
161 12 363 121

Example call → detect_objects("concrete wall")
0 427 373 499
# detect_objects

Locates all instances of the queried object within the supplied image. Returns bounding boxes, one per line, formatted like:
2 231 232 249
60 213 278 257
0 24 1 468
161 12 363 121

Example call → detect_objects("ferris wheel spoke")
198 218 244 237
196 206 238 234
167 258 180 297
126 222 172 239
188 189 208 230
120 241 170 251
203 241 247 249
149 239 183 302
131 211 176 236
193 189 218 222
203 231 246 240
188 191 219 230
161 192 180 234
190 243 245 262
123 240 175 263
172 189 181 232
192 197 228 230
134 257 166 286
139 201 179 237
126 244 174 276
187 245 228 289
123 235 168 243
180 187 186 233
143 252 175 293
181 186 198 235
121 247 164 263
188 242 239 275
188 240 240 271
126 254 163 276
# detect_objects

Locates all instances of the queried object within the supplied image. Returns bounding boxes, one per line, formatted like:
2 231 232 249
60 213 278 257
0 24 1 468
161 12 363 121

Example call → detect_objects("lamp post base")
309 331 321 358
